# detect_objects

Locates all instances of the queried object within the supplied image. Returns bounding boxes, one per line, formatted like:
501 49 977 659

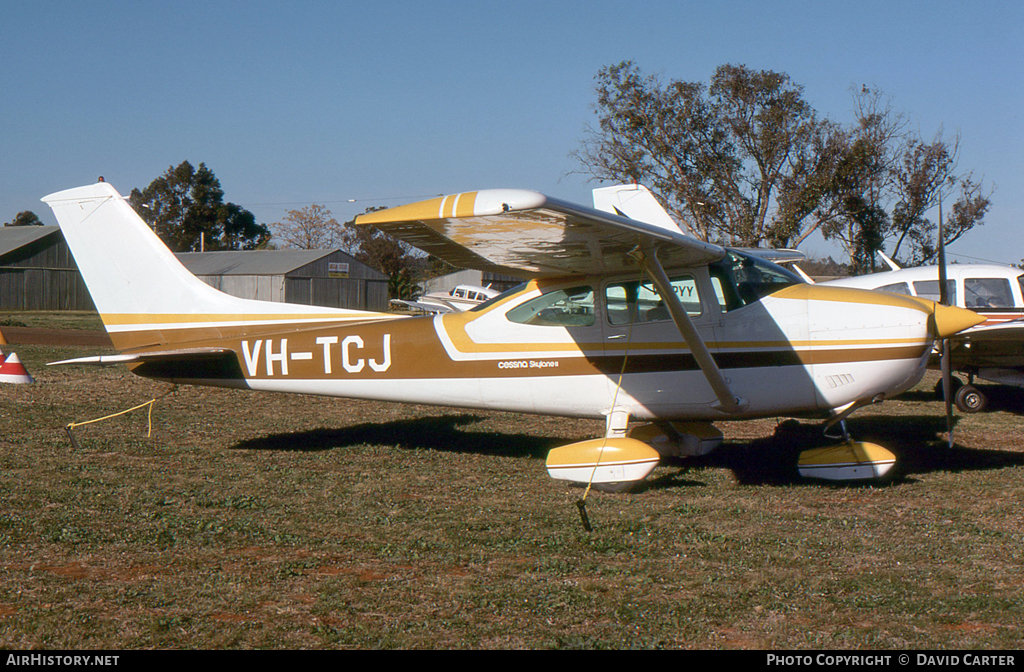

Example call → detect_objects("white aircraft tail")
878 251 901 271
42 182 384 349
592 184 689 235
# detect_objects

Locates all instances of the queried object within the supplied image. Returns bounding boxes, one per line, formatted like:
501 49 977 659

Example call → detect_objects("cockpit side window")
605 275 701 325
965 278 1014 308
913 280 957 305
506 286 596 327
708 251 802 311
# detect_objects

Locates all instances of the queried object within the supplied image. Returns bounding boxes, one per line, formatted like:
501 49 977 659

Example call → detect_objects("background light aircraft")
392 283 501 314
823 259 1024 413
43 181 982 490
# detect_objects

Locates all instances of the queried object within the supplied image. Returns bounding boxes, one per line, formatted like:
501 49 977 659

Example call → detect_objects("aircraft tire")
955 385 987 414
935 375 963 400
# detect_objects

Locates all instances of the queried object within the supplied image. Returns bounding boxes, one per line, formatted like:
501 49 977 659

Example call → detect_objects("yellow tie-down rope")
65 385 177 450
576 268 644 531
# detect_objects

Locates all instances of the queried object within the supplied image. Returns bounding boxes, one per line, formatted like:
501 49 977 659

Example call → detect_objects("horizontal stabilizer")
49 347 235 367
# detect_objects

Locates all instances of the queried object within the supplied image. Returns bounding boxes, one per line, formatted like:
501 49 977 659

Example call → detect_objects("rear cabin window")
605 275 701 325
505 286 596 327
913 280 957 305
964 278 1014 308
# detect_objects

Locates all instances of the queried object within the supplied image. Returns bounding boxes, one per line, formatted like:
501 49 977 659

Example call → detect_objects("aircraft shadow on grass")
686 413 1024 488
231 414 568 460
233 411 1024 491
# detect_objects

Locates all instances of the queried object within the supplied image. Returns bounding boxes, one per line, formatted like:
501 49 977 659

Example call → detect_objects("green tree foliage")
339 208 422 301
574 61 831 248
815 90 992 271
4 211 43 226
129 161 270 252
576 63 992 270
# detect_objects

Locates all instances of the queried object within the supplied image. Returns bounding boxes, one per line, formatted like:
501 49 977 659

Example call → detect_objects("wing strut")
640 244 744 414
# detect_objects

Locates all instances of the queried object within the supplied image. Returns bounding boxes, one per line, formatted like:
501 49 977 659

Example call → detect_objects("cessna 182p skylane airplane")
43 181 983 489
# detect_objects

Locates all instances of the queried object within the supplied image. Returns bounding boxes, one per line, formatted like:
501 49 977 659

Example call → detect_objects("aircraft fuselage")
117 273 939 422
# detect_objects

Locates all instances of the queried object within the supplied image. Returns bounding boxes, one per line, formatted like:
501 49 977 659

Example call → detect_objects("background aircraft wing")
389 299 455 314
356 189 725 278
960 318 1024 342
731 247 806 264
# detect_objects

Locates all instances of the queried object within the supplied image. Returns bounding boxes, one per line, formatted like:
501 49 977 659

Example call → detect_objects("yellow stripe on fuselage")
100 312 398 327
773 284 933 313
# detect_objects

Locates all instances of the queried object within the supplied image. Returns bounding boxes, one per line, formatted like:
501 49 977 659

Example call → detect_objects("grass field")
2 316 1024 649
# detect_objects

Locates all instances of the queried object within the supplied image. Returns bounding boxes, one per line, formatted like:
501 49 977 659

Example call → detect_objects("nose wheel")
954 384 987 413
933 375 986 413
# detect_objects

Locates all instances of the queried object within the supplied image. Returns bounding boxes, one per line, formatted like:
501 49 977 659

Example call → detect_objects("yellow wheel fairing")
545 438 661 485
797 442 897 481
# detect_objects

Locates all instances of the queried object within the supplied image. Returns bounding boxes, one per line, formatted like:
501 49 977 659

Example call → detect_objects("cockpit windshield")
708 250 803 311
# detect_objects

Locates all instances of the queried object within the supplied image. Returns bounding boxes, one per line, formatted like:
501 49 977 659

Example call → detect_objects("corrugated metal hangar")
0 227 389 312
175 249 389 311
0 226 94 310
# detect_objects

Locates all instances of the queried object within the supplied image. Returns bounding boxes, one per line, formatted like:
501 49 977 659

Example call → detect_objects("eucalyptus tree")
575 63 992 270
129 161 270 252
574 61 836 248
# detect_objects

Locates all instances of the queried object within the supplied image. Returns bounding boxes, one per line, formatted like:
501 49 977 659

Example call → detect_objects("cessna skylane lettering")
43 182 983 489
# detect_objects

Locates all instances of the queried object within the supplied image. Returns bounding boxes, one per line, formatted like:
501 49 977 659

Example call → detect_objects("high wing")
359 188 738 411
355 189 725 278
732 247 806 264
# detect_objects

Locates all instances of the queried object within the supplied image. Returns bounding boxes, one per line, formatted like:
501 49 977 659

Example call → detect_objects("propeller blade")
938 201 949 305
937 200 954 448
941 337 953 449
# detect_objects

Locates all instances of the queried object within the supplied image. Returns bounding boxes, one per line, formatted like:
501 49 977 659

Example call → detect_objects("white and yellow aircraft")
823 258 1024 413
392 283 501 314
43 181 983 488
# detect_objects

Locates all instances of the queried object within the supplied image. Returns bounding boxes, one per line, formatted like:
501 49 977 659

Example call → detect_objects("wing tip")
356 189 549 226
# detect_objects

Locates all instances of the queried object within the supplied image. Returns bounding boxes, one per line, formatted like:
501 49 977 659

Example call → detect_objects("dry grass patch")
1 329 1023 649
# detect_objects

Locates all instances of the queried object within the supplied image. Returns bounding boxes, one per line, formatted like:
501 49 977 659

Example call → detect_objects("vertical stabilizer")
878 251 901 271
42 182 388 350
43 182 247 318
592 184 689 235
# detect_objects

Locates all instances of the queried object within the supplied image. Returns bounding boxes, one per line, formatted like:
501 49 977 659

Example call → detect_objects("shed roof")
0 225 60 260
175 250 340 276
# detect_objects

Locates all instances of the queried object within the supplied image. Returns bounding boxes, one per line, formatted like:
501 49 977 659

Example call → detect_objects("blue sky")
2 1 1021 263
